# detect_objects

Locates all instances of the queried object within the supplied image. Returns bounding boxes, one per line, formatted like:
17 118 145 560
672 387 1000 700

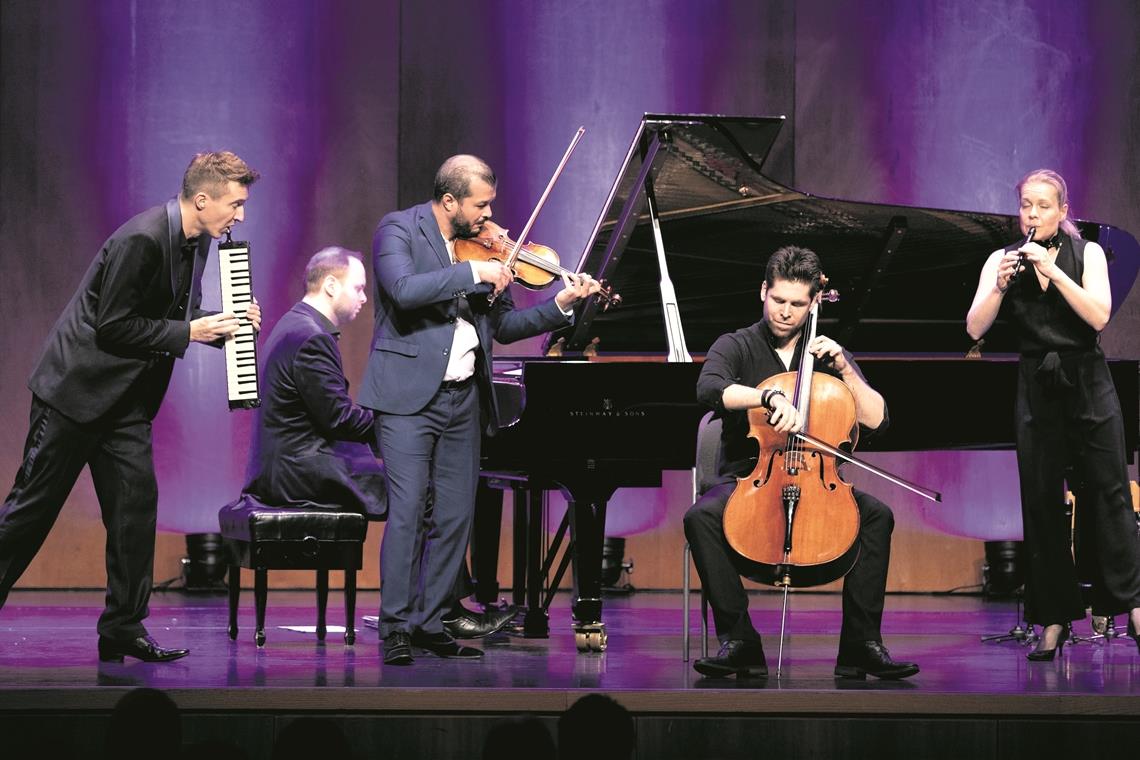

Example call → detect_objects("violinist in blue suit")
359 155 598 665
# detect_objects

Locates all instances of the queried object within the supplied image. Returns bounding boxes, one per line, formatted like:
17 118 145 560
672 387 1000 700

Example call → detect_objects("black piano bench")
218 496 367 647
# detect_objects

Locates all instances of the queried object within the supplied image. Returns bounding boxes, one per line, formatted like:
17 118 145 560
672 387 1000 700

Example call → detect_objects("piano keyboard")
218 239 261 409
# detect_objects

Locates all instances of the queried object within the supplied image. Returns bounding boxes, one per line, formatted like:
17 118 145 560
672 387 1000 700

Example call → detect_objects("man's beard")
450 214 480 240
765 317 803 348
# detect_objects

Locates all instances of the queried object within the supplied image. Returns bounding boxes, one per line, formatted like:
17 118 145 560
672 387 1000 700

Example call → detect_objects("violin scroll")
596 284 621 312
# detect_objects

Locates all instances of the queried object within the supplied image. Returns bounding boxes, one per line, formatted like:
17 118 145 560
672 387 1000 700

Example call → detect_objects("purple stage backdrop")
1 0 399 537
1 1 1137 577
794 0 1140 541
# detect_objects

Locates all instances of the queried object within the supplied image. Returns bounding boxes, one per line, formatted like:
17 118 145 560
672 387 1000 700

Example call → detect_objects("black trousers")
449 479 505 607
1015 350 1140 624
684 482 894 650
0 396 158 640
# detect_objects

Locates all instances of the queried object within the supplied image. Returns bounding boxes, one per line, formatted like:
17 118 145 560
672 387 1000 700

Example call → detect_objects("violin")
453 126 620 311
453 221 621 310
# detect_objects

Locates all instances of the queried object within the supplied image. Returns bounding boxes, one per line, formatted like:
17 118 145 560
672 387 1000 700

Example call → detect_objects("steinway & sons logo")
568 398 647 418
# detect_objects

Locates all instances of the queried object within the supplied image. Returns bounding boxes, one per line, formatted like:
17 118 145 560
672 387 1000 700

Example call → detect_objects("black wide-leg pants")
1015 350 1140 625
0 396 158 640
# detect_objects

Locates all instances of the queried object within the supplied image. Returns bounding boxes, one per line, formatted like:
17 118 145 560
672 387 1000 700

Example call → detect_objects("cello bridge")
785 450 810 473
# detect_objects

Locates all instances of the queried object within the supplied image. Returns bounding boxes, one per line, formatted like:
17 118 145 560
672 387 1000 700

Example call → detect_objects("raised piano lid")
554 113 1140 355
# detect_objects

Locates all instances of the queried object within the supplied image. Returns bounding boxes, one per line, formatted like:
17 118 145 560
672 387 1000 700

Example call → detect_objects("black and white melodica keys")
218 237 261 409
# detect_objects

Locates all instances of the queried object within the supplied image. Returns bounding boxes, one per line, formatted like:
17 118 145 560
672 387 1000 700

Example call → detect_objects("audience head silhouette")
558 693 634 760
105 688 182 760
271 717 352 760
483 715 555 760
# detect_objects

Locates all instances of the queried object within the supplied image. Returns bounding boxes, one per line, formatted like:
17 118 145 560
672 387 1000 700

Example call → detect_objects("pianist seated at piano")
242 247 385 519
684 245 919 680
0 151 259 663
966 169 1140 660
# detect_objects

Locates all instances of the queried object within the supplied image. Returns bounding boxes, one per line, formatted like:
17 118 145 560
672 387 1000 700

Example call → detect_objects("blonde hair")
1016 169 1081 239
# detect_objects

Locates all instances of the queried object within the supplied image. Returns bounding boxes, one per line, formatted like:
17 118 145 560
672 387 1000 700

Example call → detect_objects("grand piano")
479 113 1140 652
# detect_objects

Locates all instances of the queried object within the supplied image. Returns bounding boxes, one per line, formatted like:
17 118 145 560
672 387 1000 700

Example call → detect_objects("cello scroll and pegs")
817 273 839 304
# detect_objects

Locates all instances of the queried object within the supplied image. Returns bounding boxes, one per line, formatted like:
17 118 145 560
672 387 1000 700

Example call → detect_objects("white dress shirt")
442 235 481 382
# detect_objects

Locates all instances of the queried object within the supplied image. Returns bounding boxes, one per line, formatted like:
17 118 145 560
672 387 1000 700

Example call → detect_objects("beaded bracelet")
761 388 786 411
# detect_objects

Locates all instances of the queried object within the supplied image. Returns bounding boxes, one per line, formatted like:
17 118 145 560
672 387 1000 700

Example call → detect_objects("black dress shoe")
835 641 919 680
383 631 414 666
442 605 517 639
98 635 189 663
411 630 483 659
693 639 768 678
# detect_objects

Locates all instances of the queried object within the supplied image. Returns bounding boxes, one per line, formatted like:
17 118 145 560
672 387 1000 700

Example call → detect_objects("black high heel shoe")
1027 624 1069 662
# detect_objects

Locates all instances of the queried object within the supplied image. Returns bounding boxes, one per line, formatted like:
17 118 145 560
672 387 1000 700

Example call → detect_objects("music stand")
1071 613 1134 647
980 585 1038 646
979 538 1037 645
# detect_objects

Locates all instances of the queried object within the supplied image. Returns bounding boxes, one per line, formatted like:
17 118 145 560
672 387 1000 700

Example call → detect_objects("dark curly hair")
764 245 822 295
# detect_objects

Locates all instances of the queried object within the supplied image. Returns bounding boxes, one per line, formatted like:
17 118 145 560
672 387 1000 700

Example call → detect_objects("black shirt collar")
296 301 341 339
179 232 199 258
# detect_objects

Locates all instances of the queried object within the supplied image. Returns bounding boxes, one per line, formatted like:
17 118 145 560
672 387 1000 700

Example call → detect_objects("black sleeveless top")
1003 233 1098 355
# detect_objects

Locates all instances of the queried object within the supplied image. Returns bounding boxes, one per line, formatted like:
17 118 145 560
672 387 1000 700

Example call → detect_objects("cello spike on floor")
777 582 790 679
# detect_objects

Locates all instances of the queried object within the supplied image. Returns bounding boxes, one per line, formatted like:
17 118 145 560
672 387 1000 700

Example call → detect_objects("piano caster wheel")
255 631 266 647
574 626 607 653
228 625 238 641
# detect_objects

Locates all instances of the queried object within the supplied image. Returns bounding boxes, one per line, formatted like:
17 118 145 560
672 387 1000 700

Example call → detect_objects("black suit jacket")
28 198 210 423
243 301 385 517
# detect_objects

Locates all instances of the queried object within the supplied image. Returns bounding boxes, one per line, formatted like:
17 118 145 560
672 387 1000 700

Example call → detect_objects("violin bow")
794 431 943 503
489 126 586 304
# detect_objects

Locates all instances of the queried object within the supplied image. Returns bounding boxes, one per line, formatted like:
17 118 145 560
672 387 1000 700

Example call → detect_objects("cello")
721 276 940 675
723 280 861 588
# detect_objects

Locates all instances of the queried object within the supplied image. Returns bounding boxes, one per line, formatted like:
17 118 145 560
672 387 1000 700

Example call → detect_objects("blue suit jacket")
358 201 569 433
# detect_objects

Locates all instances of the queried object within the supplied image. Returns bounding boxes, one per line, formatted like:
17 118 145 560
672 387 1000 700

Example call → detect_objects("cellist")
684 245 919 680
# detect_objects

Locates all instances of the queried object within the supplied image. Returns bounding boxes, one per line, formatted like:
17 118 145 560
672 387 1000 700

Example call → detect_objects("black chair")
219 495 368 646
682 412 722 661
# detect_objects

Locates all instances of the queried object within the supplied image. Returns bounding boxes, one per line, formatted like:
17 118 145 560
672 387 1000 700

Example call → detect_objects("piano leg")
521 485 550 637
511 484 527 610
471 480 503 606
567 498 609 652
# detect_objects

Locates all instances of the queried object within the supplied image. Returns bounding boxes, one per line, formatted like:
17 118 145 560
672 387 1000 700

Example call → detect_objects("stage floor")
4 589 1139 759
1 588 1138 711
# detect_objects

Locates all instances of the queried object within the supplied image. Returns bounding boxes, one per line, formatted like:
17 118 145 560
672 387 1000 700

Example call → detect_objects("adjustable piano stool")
219 495 367 646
